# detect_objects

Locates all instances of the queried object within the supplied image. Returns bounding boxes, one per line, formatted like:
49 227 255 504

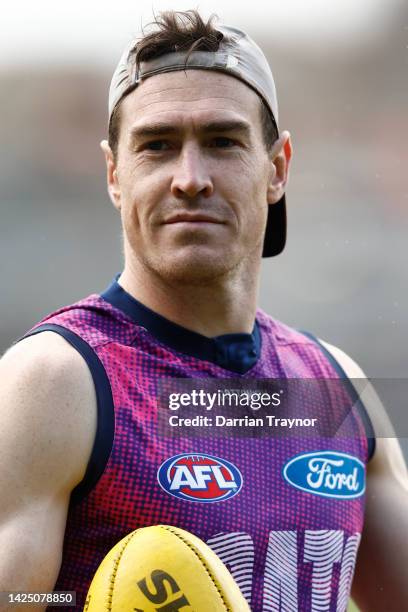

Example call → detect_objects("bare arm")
0 332 97 610
321 341 408 611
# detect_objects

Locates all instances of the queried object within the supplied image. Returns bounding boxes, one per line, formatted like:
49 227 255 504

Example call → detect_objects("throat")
118 267 258 337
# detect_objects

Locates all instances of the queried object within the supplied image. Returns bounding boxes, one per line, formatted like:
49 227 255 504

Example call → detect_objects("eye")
210 137 236 148
145 140 171 151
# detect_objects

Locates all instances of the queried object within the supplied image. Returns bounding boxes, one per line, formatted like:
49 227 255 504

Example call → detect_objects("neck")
118 256 261 338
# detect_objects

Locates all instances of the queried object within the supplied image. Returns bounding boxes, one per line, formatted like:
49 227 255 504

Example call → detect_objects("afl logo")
157 454 243 503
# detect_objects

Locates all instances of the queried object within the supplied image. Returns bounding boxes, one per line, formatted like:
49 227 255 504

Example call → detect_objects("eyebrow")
129 119 252 140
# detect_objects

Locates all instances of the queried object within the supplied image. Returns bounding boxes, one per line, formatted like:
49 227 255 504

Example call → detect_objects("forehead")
120 69 263 132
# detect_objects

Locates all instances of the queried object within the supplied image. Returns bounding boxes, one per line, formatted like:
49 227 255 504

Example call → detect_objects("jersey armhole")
21 323 115 505
299 330 376 461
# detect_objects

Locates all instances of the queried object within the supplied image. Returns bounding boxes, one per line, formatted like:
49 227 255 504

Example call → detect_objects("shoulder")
318 337 388 437
0 331 97 494
3 329 92 377
318 339 365 377
2 331 96 412
28 291 140 351
318 338 407 482
256 311 350 377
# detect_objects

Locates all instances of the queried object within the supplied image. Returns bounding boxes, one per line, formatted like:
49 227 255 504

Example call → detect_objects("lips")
164 213 223 224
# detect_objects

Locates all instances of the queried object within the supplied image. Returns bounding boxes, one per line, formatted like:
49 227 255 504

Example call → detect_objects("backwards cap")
108 24 286 257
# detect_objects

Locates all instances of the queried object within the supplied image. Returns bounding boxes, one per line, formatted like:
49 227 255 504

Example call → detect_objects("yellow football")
84 524 250 611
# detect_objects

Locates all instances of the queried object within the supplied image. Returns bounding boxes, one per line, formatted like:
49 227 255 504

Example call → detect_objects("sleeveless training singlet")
24 277 375 611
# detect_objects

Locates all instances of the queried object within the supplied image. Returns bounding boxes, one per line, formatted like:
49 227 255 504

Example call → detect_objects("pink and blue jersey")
24 277 374 611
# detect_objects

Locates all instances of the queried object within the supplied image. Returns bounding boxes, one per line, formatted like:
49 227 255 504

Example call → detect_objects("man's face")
106 70 282 284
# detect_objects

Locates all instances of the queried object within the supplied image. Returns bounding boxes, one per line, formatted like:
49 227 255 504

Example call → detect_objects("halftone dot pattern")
27 289 370 612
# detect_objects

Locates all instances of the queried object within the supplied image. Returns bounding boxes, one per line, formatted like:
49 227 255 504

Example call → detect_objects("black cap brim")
262 195 286 257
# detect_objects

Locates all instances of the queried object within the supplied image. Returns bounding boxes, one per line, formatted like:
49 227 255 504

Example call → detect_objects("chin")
149 246 238 285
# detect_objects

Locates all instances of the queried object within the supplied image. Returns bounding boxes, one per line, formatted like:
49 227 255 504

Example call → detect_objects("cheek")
117 167 153 227
239 172 270 240
232 164 269 214
118 181 144 240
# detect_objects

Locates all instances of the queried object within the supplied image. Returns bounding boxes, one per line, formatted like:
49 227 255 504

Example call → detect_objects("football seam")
107 529 140 611
160 525 231 611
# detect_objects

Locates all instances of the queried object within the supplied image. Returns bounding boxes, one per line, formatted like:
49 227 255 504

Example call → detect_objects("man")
0 9 407 612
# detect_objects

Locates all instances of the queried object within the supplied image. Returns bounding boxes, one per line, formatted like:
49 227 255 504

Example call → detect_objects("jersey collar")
101 276 261 374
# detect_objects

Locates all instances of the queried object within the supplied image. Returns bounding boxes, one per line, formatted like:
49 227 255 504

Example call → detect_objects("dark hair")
108 10 278 159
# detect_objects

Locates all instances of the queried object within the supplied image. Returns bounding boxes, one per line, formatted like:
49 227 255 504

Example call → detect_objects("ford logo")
283 451 365 499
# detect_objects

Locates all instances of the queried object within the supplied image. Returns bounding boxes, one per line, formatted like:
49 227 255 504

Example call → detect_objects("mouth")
163 213 224 225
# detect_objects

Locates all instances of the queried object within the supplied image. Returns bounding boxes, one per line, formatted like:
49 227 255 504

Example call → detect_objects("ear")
100 140 122 211
267 131 292 204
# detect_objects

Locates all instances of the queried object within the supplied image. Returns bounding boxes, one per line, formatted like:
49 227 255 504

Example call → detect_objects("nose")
170 143 214 199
